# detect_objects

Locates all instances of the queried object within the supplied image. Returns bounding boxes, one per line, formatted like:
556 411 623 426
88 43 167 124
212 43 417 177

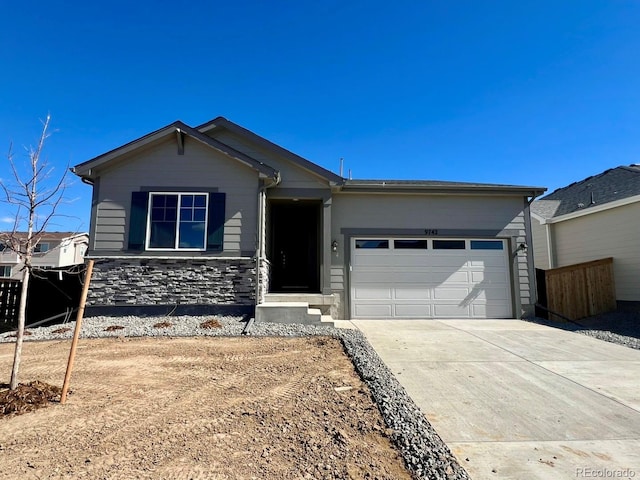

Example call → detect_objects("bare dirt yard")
0 336 412 479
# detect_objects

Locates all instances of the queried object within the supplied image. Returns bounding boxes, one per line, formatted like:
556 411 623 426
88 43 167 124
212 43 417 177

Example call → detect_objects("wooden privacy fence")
1 280 21 326
544 257 616 321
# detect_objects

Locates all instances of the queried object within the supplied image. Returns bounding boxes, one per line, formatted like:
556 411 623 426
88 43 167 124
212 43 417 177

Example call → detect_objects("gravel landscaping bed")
528 311 640 350
1 315 468 480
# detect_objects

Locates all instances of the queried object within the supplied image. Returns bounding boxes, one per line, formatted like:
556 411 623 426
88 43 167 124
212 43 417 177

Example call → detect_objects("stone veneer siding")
87 258 256 306
257 258 271 304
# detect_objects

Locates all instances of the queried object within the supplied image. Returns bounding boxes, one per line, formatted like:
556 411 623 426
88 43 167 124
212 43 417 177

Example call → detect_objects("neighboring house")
0 232 89 281
531 165 640 306
72 117 545 321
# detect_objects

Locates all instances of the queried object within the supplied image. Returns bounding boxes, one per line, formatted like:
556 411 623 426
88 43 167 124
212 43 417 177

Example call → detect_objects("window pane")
179 222 206 248
194 195 206 207
181 195 193 207
355 239 389 249
194 208 206 222
394 240 428 249
433 240 465 250
470 240 504 250
149 221 176 248
166 195 178 207
152 195 166 208
151 207 164 221
180 208 192 221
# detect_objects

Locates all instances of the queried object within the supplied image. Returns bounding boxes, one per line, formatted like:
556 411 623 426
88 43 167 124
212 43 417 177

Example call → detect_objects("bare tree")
1 115 68 390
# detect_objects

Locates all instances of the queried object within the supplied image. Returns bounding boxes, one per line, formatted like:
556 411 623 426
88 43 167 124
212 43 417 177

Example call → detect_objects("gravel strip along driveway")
528 311 640 350
1 316 469 480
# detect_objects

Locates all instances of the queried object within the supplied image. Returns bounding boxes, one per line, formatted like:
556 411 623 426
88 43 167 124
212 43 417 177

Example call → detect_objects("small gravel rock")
527 311 640 350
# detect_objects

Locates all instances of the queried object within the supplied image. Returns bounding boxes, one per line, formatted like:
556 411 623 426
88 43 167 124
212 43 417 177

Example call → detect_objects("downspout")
255 173 281 307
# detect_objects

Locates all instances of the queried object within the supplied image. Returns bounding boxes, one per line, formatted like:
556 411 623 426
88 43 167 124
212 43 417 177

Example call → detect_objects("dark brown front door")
269 201 320 292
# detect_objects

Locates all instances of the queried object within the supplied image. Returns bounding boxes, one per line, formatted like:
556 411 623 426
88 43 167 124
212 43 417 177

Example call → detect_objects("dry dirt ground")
0 336 412 479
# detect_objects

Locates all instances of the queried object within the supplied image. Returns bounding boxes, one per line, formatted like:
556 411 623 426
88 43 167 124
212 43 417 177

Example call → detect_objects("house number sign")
424 229 439 235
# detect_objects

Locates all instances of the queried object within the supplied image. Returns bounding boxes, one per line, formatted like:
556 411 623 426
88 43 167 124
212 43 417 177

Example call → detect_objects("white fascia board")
543 194 640 224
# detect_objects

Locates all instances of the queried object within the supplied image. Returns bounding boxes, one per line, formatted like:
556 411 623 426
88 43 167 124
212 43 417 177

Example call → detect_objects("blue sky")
2 1 639 232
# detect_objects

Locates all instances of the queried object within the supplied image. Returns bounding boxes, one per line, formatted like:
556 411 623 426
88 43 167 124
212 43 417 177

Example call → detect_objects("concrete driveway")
351 319 640 480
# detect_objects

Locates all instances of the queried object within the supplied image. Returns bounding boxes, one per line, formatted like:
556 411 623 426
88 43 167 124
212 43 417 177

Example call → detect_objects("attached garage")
350 237 512 319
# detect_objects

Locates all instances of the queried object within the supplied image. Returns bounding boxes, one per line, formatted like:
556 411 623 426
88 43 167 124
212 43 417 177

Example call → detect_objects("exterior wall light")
331 240 338 252
517 243 528 253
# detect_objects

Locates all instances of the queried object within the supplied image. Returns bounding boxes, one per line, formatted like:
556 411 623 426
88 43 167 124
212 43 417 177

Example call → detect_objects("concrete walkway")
351 319 640 479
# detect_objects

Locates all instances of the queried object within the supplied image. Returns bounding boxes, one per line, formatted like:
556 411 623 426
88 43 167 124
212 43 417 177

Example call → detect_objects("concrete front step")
255 302 333 326
264 293 335 308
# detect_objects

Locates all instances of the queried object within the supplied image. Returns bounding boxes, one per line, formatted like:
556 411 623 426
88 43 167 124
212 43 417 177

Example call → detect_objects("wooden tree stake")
60 259 94 405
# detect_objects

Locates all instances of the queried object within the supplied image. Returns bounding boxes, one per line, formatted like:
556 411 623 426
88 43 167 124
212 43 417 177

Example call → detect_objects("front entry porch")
255 196 335 325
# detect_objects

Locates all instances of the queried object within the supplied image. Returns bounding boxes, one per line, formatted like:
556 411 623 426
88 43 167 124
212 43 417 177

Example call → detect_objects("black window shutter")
207 192 226 251
128 191 149 251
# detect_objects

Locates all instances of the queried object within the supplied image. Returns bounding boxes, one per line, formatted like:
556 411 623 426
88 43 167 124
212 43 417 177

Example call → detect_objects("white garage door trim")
350 237 512 319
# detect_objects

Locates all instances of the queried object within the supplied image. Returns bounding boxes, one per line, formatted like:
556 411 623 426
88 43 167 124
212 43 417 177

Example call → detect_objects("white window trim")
145 192 209 252
0 265 11 278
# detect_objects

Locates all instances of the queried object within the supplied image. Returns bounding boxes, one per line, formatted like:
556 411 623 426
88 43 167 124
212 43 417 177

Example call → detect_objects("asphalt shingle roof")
532 165 640 219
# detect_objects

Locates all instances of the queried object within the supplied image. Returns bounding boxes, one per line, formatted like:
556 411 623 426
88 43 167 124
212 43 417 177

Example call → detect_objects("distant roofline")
533 164 640 219
534 193 640 224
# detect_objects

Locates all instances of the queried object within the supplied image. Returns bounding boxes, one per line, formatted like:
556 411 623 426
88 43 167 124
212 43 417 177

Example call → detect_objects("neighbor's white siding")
552 202 640 301
531 217 551 270
92 137 260 254
330 193 532 318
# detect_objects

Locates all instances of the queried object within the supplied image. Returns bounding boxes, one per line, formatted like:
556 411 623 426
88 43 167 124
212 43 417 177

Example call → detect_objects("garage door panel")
472 303 512 317
463 288 510 301
470 270 509 283
353 287 392 300
394 288 430 300
469 257 507 267
426 270 469 284
394 304 432 317
354 304 393 318
433 304 472 317
481 288 510 300
433 287 470 299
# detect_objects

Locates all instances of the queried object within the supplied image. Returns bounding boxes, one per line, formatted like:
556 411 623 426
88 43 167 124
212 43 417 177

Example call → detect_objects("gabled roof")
72 121 279 180
197 116 344 185
342 179 546 196
532 165 640 220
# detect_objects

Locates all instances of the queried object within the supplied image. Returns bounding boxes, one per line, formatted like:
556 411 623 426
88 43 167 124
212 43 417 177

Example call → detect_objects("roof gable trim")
73 121 279 180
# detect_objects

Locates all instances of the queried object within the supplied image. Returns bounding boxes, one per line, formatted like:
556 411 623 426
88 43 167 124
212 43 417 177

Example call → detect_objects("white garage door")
350 238 512 319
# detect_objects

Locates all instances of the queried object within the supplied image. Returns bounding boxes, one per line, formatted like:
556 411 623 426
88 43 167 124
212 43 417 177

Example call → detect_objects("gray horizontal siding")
93 136 259 254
